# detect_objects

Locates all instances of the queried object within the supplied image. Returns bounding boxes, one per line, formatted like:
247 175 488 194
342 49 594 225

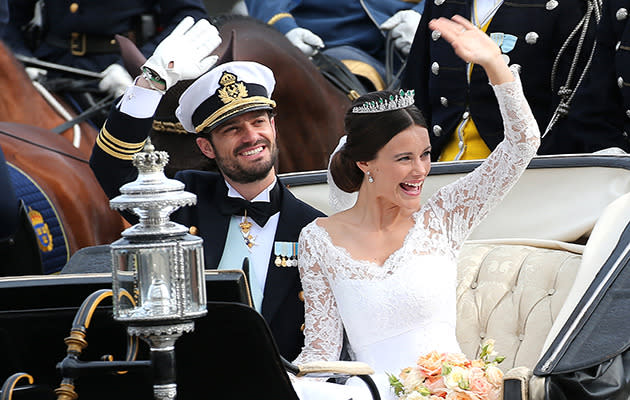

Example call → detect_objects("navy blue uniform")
3 0 207 73
402 0 595 159
246 0 423 84
89 107 325 361
246 0 423 63
552 0 630 153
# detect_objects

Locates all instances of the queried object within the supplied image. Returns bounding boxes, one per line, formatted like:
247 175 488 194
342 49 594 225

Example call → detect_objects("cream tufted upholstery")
455 193 630 400
455 239 583 370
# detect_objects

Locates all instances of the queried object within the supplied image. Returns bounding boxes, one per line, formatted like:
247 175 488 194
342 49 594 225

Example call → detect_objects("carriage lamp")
109 140 206 400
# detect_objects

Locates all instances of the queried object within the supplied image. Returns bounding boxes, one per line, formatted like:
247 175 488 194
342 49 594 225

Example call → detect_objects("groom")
89 17 324 361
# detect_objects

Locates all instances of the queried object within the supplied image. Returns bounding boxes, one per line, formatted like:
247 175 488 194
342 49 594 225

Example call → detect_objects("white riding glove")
285 27 325 57
25 66 47 81
380 10 422 56
98 63 133 97
142 16 222 90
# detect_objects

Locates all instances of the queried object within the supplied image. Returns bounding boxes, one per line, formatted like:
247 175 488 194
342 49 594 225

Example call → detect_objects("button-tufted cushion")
456 239 583 371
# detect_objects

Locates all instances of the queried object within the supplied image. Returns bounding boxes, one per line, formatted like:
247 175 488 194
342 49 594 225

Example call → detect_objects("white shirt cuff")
117 80 164 119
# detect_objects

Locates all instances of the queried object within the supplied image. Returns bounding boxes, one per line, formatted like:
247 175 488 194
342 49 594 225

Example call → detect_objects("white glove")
25 66 47 81
380 10 422 56
142 16 222 90
98 63 133 97
285 27 325 57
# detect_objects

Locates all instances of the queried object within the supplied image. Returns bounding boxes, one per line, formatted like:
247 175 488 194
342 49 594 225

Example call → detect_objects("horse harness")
309 31 406 100
310 52 367 101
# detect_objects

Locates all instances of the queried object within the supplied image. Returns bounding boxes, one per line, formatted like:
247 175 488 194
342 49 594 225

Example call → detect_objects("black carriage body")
534 223 630 400
0 271 253 400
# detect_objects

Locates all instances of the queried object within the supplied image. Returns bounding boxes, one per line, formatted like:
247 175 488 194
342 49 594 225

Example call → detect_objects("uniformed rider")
551 0 630 153
3 0 208 98
402 0 597 160
245 0 423 90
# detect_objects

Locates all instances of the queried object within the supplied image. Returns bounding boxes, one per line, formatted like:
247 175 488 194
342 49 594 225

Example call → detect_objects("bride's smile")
359 124 432 211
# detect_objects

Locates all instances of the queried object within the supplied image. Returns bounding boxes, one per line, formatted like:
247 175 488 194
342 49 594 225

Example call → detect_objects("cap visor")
199 102 275 133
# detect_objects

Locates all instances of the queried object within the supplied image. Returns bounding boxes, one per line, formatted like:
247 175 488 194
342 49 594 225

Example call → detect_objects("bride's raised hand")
428 15 513 85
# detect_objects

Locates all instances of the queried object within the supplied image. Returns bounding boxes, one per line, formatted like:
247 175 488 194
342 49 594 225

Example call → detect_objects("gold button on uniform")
300 323 305 332
189 226 199 235
69 3 79 13
298 290 304 302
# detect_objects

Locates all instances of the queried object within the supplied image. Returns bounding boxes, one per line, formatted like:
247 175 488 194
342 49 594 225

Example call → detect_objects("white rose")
406 392 427 400
444 366 470 390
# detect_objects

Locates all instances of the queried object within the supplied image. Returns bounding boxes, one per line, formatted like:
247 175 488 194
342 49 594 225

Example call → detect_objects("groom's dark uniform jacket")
90 107 324 361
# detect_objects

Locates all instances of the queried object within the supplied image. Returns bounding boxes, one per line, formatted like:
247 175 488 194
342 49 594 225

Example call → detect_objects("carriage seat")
456 239 583 373
456 191 630 400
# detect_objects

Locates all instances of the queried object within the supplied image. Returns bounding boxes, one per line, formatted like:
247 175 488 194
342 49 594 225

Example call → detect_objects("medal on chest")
239 210 257 251
274 241 298 267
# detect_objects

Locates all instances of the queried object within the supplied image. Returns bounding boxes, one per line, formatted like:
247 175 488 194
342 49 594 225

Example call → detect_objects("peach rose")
445 391 478 400
424 375 447 396
417 351 446 377
444 352 470 367
485 365 504 387
487 386 502 400
400 367 425 392
469 367 492 397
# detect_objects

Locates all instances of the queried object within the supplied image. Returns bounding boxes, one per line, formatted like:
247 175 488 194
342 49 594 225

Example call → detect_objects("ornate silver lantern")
109 140 206 400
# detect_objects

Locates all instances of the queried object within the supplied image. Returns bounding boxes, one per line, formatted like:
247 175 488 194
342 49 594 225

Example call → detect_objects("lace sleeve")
293 224 344 367
430 66 541 250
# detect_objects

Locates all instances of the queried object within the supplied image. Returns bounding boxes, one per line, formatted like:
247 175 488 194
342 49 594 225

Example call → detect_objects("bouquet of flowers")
388 340 505 400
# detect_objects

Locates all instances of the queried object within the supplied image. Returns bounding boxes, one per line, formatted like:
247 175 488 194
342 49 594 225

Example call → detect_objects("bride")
290 15 541 400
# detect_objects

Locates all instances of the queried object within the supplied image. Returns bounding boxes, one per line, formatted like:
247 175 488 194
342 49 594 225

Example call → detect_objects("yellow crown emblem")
28 206 53 252
218 71 248 105
219 72 237 86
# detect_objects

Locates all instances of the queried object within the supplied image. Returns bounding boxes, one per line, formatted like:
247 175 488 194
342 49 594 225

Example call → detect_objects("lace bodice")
293 68 540 376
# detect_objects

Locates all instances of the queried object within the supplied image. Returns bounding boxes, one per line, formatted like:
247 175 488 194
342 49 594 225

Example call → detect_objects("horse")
0 41 127 274
120 15 352 177
0 41 99 159
0 121 127 274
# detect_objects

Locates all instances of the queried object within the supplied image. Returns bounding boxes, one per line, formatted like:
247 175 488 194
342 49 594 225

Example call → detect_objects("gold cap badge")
218 71 249 105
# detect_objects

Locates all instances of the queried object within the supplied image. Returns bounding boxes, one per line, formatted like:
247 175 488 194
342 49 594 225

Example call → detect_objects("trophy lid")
110 139 196 237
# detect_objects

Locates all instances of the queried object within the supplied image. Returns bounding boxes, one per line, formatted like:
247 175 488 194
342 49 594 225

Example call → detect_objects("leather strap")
311 52 367 100
45 31 137 56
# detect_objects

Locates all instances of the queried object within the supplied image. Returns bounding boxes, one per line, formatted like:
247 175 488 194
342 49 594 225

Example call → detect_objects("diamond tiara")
351 89 416 114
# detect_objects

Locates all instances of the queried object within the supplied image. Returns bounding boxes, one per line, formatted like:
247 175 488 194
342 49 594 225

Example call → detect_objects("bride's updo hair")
330 90 427 193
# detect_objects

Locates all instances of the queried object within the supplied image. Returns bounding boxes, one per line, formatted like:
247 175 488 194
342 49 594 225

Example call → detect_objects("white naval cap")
175 61 277 134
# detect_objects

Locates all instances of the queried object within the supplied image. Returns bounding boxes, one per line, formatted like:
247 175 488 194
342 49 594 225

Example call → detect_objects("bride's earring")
367 171 374 183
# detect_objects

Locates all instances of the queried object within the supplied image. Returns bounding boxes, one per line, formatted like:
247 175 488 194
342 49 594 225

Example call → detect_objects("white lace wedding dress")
291 68 540 400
